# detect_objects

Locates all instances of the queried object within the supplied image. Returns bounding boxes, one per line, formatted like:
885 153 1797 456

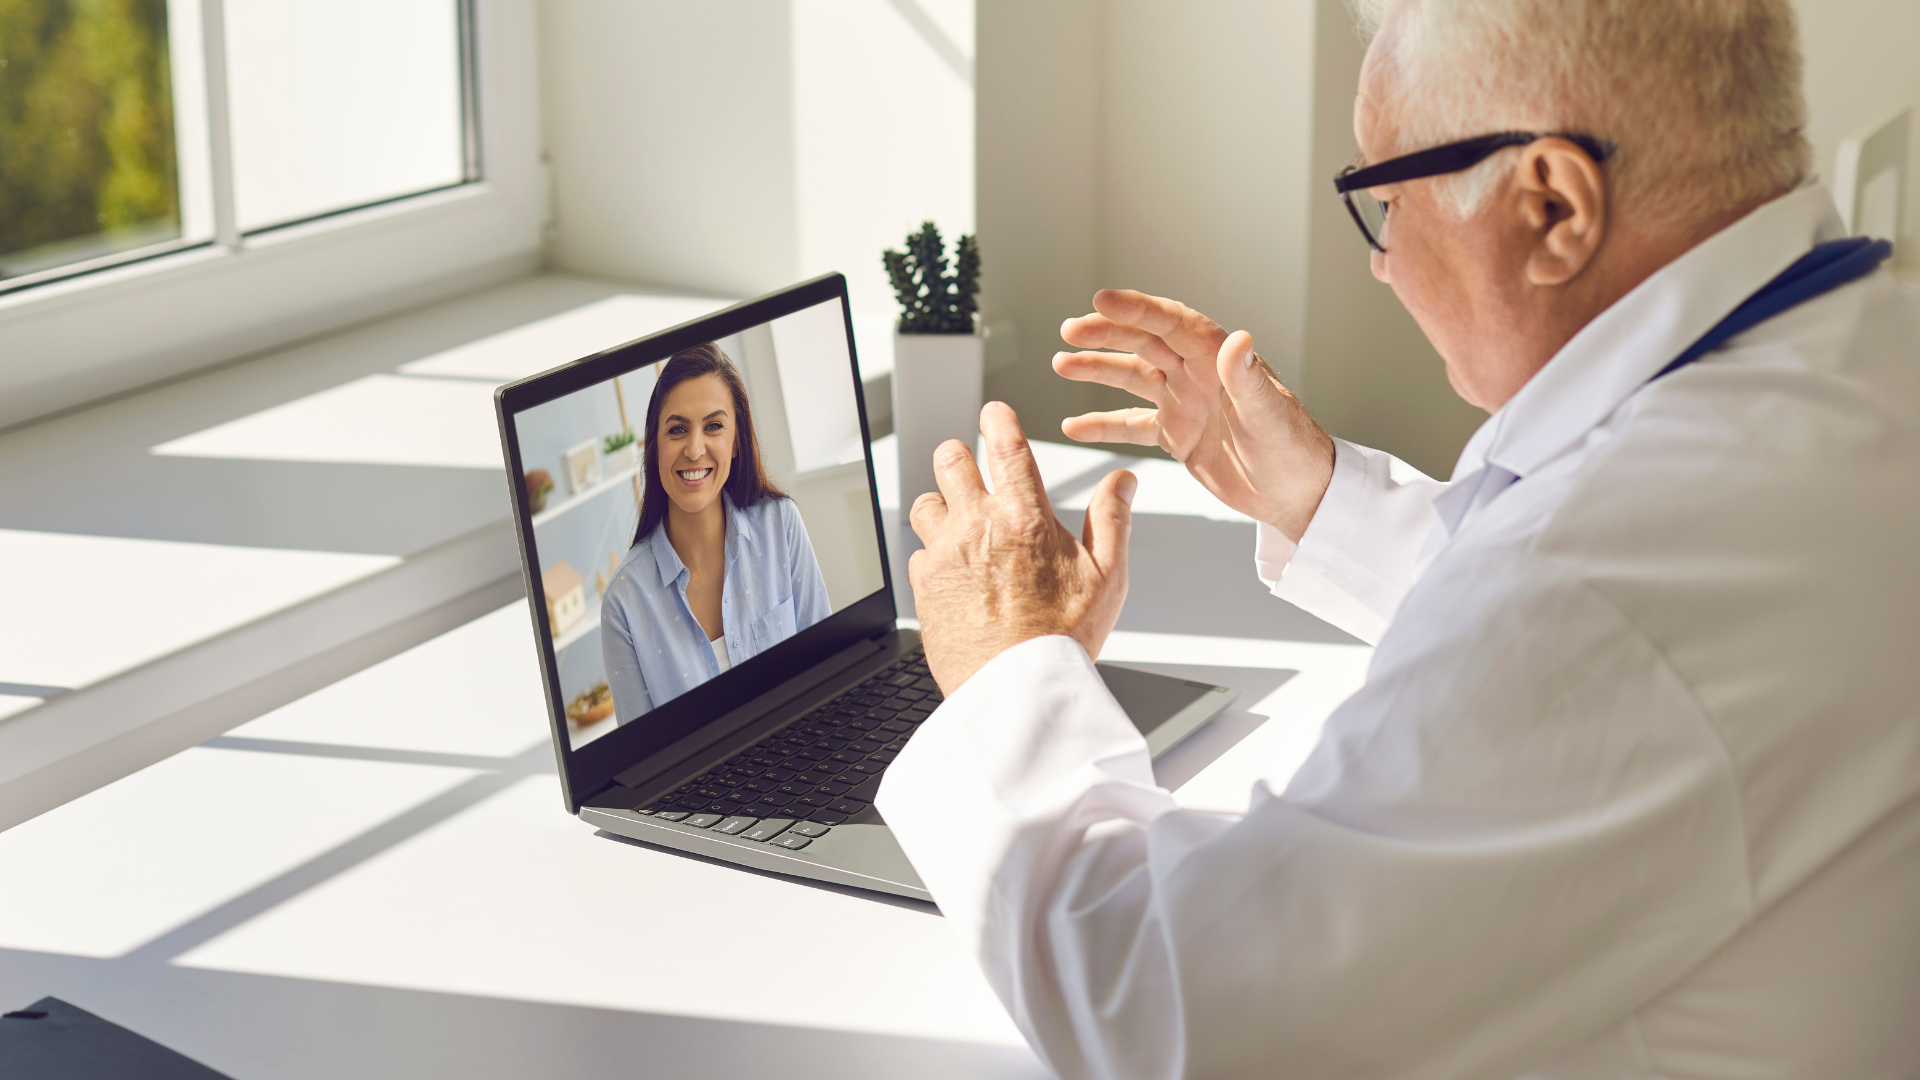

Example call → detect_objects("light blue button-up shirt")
601 493 832 722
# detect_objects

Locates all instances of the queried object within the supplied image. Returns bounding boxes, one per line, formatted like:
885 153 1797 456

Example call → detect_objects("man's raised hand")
907 402 1135 695
1053 289 1335 541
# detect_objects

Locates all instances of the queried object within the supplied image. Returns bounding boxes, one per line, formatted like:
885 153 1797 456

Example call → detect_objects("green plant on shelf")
602 428 637 454
883 221 980 335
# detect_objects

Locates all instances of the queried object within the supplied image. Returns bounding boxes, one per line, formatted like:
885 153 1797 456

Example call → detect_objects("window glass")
225 0 466 232
0 0 186 282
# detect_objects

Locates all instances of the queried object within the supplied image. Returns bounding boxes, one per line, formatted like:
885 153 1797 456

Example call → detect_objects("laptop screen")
497 277 895 804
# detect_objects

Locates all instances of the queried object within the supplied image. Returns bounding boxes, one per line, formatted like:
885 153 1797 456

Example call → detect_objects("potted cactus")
601 427 639 476
885 221 982 513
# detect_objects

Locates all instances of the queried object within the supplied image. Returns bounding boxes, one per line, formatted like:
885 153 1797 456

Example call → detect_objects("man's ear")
1516 138 1607 286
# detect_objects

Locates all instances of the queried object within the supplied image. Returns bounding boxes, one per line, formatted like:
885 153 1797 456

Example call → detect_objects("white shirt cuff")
1261 438 1445 644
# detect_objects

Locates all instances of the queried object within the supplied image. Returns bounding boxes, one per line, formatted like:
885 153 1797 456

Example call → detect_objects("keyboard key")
796 771 836 786
855 695 887 708
749 754 784 768
762 767 797 782
742 818 793 842
722 791 754 805
776 782 814 797
868 750 898 763
713 816 756 835
836 706 865 718
912 676 939 692
653 810 689 821
762 792 798 807
808 810 848 825
684 813 723 828
771 833 812 850
879 719 913 734
794 747 832 761
864 708 900 721
887 672 918 688
830 750 866 764
852 739 885 755
799 792 835 807
743 778 777 793
816 781 851 797
841 717 880 732
815 737 850 750
810 760 848 775
693 787 728 800
828 799 869 816
744 803 784 819
848 761 885 776
894 688 928 702
791 821 832 838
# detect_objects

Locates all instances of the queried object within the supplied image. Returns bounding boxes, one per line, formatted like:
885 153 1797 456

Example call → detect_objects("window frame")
0 0 545 431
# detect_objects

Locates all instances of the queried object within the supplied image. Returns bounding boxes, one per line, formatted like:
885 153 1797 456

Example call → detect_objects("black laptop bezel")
494 273 896 813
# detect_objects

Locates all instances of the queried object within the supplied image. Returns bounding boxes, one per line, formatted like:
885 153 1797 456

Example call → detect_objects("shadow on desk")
0 948 1050 1080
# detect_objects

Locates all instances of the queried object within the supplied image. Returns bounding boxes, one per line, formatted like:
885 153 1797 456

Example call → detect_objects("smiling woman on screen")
600 343 832 722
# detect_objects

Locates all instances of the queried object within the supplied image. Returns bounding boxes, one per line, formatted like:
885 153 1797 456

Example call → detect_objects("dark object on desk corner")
0 996 236 1079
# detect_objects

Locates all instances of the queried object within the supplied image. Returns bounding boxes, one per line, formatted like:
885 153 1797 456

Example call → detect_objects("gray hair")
1351 0 1811 231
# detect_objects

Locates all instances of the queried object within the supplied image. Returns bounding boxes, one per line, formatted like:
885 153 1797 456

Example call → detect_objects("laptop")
494 273 1238 901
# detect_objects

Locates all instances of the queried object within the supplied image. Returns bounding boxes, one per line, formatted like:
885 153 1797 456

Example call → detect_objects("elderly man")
876 0 1920 1076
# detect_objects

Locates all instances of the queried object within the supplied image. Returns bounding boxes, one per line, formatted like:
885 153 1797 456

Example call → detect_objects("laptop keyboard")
633 648 942 850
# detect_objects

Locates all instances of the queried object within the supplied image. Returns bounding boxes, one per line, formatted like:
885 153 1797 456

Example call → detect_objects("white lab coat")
877 185 1920 1079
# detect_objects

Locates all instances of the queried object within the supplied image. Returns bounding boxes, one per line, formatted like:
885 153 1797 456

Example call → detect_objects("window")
0 0 542 431
0 0 190 283
0 0 478 292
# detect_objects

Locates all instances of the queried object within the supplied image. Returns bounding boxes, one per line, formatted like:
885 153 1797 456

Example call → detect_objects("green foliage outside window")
0 0 180 279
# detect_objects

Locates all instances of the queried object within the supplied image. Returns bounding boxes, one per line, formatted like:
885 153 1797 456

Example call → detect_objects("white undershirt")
709 633 730 673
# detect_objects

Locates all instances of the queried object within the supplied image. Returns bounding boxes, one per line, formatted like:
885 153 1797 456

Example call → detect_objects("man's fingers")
930 438 987 510
1091 289 1230 361
1215 331 1301 427
1060 408 1161 446
1082 468 1137 572
977 402 1052 512
907 490 948 543
1052 351 1166 402
1060 314 1187 371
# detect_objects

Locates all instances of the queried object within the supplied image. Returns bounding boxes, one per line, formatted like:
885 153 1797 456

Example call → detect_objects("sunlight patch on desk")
227 602 551 758
0 749 478 958
0 529 398 690
174 776 1031 1049
0 695 42 722
398 294 736 382
1055 455 1253 523
151 375 504 469
873 434 1253 525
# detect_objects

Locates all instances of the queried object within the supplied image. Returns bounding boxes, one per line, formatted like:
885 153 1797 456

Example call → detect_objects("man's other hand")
908 402 1136 695
1055 289 1336 542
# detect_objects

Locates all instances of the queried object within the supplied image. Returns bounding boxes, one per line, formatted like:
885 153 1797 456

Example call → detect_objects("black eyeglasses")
1334 132 1616 253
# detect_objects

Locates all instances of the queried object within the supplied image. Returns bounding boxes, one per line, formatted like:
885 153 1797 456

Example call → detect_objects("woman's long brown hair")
632 342 787 547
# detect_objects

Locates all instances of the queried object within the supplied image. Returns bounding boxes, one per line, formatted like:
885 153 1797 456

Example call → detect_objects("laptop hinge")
611 636 885 789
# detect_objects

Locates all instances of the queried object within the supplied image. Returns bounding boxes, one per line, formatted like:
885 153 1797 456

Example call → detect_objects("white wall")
1794 0 1920 268
540 0 975 377
540 1 799 299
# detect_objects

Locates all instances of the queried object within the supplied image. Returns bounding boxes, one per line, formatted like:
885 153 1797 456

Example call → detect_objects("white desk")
0 450 1368 1080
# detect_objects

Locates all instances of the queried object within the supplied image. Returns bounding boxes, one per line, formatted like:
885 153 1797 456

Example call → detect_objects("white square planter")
891 331 985 514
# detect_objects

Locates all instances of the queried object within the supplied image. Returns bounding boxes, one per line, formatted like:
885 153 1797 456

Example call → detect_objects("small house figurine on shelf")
542 560 587 639
885 222 984 515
